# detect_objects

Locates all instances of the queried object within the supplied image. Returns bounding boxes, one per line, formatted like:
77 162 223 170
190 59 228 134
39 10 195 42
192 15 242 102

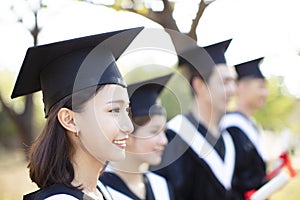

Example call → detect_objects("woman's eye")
110 108 120 113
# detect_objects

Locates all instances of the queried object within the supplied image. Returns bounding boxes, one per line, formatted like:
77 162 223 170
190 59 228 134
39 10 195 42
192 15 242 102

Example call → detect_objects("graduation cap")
178 46 214 82
234 57 265 81
11 27 144 117
127 73 173 118
177 39 232 82
203 39 232 65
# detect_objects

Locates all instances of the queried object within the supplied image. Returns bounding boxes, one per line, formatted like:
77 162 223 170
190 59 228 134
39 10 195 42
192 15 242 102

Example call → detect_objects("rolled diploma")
251 170 290 200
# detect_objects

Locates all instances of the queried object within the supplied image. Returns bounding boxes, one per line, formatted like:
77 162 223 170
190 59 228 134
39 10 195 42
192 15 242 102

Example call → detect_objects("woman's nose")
120 114 134 135
159 131 168 146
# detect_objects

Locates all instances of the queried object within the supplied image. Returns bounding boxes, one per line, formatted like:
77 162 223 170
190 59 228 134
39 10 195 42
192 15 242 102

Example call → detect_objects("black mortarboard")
177 39 232 82
128 74 173 118
178 46 215 81
11 27 143 117
203 39 232 65
234 57 265 81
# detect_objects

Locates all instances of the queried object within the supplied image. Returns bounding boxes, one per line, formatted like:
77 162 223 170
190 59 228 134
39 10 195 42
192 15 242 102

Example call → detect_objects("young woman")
11 27 143 200
99 74 174 200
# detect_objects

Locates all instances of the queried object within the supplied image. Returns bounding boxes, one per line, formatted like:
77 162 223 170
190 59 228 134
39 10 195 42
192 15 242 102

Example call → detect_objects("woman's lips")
113 137 128 149
154 148 165 156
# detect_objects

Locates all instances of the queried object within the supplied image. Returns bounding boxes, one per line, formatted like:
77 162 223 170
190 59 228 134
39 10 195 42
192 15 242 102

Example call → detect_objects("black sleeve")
227 127 266 198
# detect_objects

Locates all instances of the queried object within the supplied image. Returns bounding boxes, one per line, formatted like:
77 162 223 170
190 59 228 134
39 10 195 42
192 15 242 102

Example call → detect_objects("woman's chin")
105 150 126 162
148 157 162 166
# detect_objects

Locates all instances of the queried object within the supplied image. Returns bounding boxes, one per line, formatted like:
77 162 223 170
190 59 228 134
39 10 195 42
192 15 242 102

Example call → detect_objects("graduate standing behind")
152 40 237 199
100 74 174 200
220 57 268 199
12 27 143 200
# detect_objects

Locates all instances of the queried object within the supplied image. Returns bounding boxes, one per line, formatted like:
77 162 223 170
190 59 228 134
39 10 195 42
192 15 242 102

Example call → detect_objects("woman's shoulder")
23 184 83 200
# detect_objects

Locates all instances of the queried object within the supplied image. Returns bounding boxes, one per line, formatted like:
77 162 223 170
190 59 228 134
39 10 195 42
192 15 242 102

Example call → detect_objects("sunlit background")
1 0 300 199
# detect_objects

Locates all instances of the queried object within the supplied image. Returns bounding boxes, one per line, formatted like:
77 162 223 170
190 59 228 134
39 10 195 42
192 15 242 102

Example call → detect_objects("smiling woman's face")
126 115 168 166
73 84 134 162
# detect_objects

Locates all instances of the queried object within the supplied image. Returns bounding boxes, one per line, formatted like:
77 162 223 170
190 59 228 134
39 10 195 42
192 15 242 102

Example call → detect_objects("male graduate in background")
220 57 268 199
152 39 237 199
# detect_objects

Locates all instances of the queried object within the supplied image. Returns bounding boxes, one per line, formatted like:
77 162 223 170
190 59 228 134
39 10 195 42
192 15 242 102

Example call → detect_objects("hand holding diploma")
245 151 297 200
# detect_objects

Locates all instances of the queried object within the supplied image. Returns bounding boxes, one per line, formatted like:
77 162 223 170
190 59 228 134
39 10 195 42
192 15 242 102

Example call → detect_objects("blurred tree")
0 70 45 150
96 0 215 119
83 0 214 41
0 70 25 149
0 0 44 156
85 0 218 119
0 107 19 150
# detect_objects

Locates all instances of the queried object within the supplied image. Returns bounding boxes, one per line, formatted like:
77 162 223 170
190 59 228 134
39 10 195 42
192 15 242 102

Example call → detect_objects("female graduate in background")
11 27 143 200
100 74 174 200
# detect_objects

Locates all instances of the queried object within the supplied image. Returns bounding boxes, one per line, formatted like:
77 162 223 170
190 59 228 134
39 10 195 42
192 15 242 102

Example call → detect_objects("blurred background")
1 0 300 199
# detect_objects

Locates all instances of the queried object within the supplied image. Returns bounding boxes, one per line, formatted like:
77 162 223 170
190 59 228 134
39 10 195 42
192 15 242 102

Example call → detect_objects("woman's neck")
114 169 146 199
109 157 148 199
111 152 149 172
72 148 105 199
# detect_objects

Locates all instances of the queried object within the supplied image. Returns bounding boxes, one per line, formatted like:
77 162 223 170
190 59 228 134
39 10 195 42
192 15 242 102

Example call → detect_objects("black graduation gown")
23 184 88 200
100 172 174 200
23 182 112 200
224 112 266 199
152 113 237 200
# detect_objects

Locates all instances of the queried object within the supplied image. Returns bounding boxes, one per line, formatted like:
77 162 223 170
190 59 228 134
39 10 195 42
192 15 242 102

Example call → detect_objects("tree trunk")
0 4 41 157
146 0 179 31
188 0 208 41
0 94 35 157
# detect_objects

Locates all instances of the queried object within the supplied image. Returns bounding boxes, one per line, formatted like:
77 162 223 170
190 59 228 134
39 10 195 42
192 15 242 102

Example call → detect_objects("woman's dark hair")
132 115 151 130
28 85 102 189
131 104 165 133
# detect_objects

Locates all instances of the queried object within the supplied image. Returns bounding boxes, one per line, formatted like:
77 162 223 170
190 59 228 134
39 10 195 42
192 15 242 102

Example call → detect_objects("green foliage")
254 76 298 133
124 64 173 84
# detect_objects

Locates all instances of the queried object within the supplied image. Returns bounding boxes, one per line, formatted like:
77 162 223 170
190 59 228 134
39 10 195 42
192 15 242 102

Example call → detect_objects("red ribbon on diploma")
245 151 297 200
265 151 297 181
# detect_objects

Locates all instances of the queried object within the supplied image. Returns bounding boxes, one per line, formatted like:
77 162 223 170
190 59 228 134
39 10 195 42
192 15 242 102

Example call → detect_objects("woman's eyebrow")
106 100 129 104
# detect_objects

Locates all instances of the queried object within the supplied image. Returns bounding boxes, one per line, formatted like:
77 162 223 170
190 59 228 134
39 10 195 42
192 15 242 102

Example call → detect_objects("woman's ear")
57 108 77 133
